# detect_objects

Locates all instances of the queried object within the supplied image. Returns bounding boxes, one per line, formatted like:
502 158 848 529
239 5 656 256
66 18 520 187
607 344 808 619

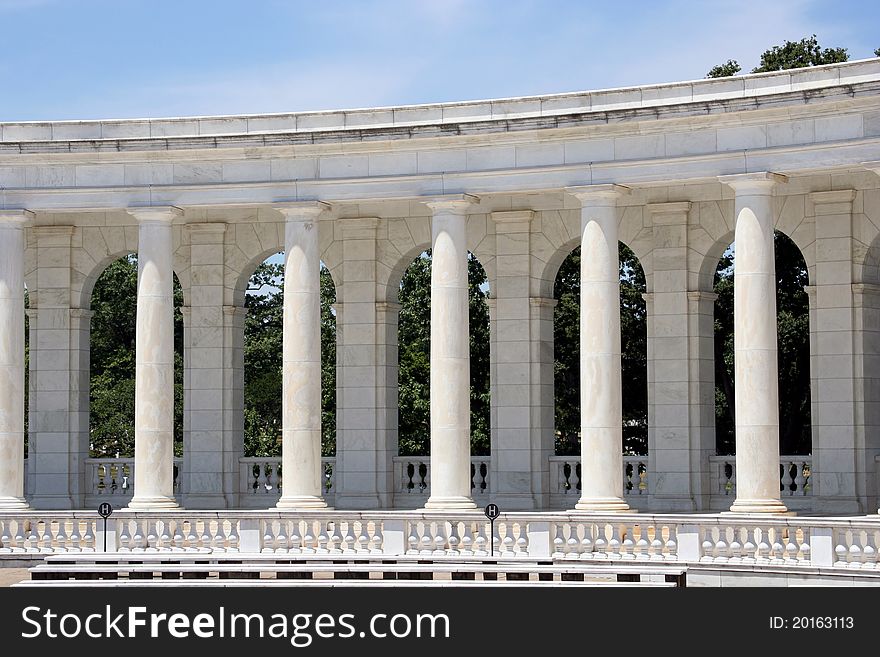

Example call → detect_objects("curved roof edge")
2 58 879 143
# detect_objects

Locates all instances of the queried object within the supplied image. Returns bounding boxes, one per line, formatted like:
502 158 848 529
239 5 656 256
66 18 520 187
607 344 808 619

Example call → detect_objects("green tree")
89 255 184 457
875 47 880 57
751 35 848 72
707 60 741 78
396 251 490 456
553 244 647 456
707 35 849 78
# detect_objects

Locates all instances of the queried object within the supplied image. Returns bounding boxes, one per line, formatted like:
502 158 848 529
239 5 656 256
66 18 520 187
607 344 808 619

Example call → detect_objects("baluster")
474 523 488 557
608 524 622 560
433 522 448 556
213 521 227 553
261 520 276 554
198 521 212 553
700 527 715 563
343 522 357 554
447 522 461 556
753 527 769 564
0 521 10 554
172 522 185 552
798 528 811 565
228 521 240 552
784 529 798 563
770 527 785 565
288 520 303 554
355 521 370 554
741 527 756 564
406 462 415 492
419 522 434 556
501 523 516 558
406 522 419 555
131 519 146 553
515 523 528 557
562 462 572 494
118 520 131 552
834 529 848 567
620 524 634 561
460 522 474 557
11 520 25 553
68 520 82 553
578 523 594 560
663 525 677 561
794 462 806 496
593 524 608 559
256 464 268 494
479 462 488 494
184 521 199 552
552 524 565 558
848 530 864 569
780 462 794 497
316 521 330 554
624 462 633 496
54 520 68 553
728 526 743 564
650 525 666 562
370 522 383 554
82 520 96 553
328 521 342 554
302 521 316 554
636 525 650 561
275 518 294 554
145 520 158 552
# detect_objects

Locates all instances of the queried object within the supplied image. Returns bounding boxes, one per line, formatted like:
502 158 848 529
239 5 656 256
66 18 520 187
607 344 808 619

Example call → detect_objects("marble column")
0 210 32 509
424 195 478 510
719 172 789 514
128 206 182 510
276 202 329 509
566 185 630 513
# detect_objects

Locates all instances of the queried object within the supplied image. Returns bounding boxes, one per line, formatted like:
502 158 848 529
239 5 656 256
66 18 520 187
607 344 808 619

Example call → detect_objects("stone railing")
238 457 336 508
392 456 490 508
709 455 812 511
548 455 648 509
2 511 880 576
84 458 183 507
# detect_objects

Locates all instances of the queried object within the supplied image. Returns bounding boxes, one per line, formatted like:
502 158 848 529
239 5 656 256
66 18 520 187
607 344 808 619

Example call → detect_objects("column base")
276 495 329 510
0 497 30 510
573 497 631 513
424 495 477 510
725 498 790 515
126 496 180 511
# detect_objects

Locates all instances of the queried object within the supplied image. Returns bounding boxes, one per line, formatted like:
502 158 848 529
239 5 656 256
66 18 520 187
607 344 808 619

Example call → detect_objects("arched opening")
240 251 337 499
396 250 490 458
713 230 811 456
87 254 184 497
552 243 648 456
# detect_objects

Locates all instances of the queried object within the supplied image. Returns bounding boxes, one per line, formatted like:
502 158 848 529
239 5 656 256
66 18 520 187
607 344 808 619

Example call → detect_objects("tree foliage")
89 255 184 457
707 34 849 77
397 251 490 456
553 244 647 456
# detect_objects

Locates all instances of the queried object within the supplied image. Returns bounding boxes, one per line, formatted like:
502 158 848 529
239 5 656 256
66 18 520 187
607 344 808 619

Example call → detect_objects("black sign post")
484 503 500 557
97 502 113 552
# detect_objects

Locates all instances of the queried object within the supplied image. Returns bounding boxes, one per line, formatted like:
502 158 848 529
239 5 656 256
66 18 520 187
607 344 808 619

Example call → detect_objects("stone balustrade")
709 455 812 511
392 457 490 508
2 511 879 575
238 457 336 508
549 456 648 509
84 458 183 507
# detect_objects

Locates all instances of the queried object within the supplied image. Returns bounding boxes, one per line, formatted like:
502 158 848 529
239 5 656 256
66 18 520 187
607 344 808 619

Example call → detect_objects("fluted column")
128 206 182 510
424 195 478 510
276 202 329 509
719 172 789 514
566 185 630 513
0 210 32 509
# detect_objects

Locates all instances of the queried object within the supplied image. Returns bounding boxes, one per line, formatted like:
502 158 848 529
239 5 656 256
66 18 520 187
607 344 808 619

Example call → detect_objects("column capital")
376 301 401 313
646 201 691 224
274 201 331 221
490 210 535 224
717 172 787 194
803 284 817 301
0 209 34 226
422 193 479 214
127 205 184 224
222 304 248 317
69 308 95 320
687 290 719 303
565 184 630 205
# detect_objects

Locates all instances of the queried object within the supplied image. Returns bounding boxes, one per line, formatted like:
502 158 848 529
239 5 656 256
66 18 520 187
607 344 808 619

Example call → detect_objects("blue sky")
0 0 878 121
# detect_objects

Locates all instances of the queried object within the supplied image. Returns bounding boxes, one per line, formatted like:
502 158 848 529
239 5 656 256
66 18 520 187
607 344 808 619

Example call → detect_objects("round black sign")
97 502 113 518
484 503 500 521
